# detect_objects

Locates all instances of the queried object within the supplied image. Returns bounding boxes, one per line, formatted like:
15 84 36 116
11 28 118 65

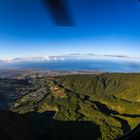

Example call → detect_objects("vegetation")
0 73 140 140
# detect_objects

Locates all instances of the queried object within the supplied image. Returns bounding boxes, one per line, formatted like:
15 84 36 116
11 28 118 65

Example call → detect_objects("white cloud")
0 54 140 65
0 56 50 64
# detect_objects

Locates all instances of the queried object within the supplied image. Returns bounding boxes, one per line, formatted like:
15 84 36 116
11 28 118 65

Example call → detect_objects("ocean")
2 59 140 72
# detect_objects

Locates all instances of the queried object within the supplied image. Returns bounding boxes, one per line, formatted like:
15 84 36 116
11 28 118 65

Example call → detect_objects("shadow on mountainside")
93 101 131 133
0 110 101 140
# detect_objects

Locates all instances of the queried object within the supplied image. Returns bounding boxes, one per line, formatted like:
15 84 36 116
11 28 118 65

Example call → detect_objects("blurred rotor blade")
42 0 74 26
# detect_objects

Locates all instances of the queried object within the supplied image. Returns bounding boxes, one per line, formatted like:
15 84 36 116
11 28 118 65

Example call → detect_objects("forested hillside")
0 73 140 140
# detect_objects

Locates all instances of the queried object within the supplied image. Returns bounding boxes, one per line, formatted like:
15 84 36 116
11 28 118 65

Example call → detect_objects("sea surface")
2 59 140 72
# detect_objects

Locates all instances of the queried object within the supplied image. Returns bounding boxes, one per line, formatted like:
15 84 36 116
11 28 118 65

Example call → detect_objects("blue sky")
0 0 140 58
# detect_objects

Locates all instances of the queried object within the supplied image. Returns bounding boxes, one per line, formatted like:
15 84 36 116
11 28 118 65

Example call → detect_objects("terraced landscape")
0 72 140 140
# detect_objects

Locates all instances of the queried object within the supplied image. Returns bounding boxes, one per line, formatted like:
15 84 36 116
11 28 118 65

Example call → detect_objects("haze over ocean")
1 57 140 72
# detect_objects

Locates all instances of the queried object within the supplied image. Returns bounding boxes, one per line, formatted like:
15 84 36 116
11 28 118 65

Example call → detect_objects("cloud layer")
0 54 140 65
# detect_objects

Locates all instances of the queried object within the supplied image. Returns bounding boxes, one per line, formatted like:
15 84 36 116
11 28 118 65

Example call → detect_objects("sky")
0 0 140 58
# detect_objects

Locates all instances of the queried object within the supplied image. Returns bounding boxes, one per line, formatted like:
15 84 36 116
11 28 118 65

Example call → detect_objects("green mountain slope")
0 73 140 140
54 73 140 102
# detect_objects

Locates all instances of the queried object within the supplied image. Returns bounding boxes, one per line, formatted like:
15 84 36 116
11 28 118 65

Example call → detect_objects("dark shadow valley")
0 110 101 140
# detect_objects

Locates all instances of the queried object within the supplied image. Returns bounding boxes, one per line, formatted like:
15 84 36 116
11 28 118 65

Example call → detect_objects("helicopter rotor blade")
42 0 74 26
